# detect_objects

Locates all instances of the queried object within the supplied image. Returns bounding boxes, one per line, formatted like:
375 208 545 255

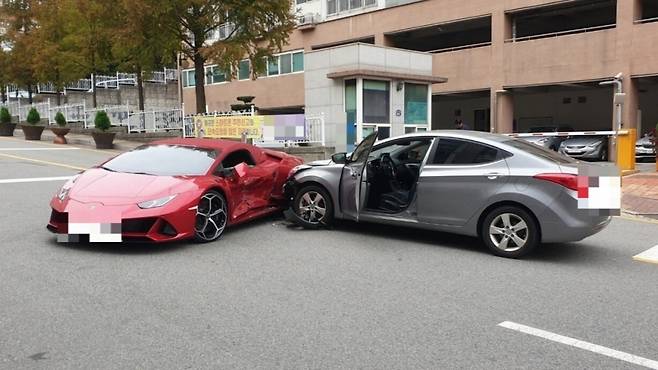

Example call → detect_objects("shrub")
54 112 67 127
26 108 41 125
94 110 111 132
0 107 11 124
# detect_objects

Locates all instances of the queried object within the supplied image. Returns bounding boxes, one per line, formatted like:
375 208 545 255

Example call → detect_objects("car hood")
562 136 606 146
68 168 197 205
522 136 550 143
307 159 333 166
636 136 655 145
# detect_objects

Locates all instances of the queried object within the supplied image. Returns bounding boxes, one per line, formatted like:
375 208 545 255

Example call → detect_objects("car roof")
148 138 257 152
378 130 512 145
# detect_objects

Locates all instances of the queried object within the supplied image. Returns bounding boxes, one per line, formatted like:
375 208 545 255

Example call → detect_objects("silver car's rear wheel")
291 185 333 229
489 213 528 252
194 191 227 242
481 206 539 258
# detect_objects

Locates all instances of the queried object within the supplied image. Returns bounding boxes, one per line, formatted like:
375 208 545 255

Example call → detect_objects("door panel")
417 160 510 226
339 132 378 221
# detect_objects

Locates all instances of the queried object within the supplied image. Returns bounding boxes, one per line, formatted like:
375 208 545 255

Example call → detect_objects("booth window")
404 83 428 125
363 80 390 123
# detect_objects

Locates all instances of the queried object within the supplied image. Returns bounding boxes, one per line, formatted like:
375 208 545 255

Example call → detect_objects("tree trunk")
137 66 145 111
91 73 97 108
1 88 6 103
56 89 62 106
27 84 33 104
193 53 206 114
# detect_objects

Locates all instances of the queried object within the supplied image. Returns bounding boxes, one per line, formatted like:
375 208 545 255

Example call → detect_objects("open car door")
339 132 378 221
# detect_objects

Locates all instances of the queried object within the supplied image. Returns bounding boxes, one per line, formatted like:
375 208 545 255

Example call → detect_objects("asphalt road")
1 137 657 369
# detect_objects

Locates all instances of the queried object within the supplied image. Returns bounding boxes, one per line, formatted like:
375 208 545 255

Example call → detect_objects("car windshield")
504 139 576 164
102 145 218 176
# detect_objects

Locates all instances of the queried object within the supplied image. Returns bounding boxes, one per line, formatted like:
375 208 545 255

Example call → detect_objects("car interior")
364 139 432 213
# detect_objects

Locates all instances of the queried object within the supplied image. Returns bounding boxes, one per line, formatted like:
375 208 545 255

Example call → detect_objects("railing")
505 24 616 43
428 41 492 54
128 109 184 133
66 79 92 91
49 103 86 124
84 105 131 128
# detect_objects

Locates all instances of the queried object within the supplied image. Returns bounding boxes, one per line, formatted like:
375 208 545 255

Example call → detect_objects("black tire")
194 190 228 243
480 205 539 258
291 185 334 229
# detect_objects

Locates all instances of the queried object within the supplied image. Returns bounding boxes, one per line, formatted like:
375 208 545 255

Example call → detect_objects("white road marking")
634 245 658 265
498 321 658 369
0 147 80 151
0 176 73 184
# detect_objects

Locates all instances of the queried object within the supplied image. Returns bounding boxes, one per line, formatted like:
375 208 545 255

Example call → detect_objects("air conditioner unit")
298 13 318 27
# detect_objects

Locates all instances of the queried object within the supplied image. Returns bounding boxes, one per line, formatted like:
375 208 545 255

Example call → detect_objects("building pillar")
493 88 514 133
622 77 640 131
375 33 392 47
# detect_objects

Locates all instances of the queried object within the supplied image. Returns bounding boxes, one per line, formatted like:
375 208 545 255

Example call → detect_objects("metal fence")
48 103 86 124
84 105 131 128
128 109 184 133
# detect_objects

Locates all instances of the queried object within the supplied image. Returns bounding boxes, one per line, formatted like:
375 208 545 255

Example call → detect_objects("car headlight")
57 174 80 201
138 194 177 209
288 164 311 179
586 142 602 149
538 137 550 144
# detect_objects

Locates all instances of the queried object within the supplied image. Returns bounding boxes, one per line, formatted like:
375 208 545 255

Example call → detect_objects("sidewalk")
622 171 658 219
13 129 146 152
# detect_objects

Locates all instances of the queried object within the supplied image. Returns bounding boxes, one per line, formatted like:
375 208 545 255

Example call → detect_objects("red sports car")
47 138 304 243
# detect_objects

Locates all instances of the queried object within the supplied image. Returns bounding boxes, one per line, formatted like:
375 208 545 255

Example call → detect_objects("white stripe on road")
633 245 658 265
0 147 80 151
498 321 658 369
0 176 73 184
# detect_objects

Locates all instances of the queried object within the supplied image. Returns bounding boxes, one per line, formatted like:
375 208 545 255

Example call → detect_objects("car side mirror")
331 152 348 164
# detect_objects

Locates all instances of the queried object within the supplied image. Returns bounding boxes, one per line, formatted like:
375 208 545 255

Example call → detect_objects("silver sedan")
284 131 611 258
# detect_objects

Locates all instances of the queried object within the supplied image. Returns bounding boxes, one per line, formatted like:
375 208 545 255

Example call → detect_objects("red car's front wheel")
194 190 228 243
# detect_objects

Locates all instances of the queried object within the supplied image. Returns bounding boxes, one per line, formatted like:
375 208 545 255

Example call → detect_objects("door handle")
349 168 359 178
486 172 502 180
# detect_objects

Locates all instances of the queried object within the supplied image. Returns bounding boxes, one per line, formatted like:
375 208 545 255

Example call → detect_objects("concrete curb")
12 128 144 152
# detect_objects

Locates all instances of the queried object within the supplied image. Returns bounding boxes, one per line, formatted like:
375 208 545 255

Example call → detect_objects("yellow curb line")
0 152 87 171
0 135 123 155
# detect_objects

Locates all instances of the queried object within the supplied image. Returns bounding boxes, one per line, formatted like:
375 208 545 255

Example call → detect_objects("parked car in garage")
558 135 609 161
635 134 656 161
285 131 611 259
521 126 573 151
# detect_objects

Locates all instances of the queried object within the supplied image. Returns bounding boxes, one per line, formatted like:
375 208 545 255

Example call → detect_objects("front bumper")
559 146 604 160
47 198 196 243
635 147 656 158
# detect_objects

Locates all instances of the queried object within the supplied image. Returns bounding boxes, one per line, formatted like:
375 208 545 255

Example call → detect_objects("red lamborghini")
47 138 304 243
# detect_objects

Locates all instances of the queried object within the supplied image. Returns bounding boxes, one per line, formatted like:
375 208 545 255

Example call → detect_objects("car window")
370 140 432 163
504 139 576 164
222 149 256 169
350 132 378 164
432 138 501 165
102 145 218 176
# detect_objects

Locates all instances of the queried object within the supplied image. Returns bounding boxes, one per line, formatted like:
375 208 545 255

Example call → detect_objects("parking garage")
432 90 491 131
385 16 491 53
635 76 658 137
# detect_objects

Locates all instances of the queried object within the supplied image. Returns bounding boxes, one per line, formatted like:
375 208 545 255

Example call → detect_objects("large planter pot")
51 127 71 144
21 125 46 140
92 131 116 149
0 123 17 136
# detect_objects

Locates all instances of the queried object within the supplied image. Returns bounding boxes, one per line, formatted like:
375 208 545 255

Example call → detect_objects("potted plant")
51 112 70 144
21 107 46 140
0 107 16 136
91 110 115 149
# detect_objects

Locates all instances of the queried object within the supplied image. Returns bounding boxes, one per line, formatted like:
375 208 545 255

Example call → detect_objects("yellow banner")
193 115 263 139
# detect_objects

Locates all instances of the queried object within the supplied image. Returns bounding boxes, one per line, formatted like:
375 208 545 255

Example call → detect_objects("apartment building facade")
181 0 658 151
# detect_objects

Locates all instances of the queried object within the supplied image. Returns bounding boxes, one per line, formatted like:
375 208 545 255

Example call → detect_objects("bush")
54 112 67 127
0 107 11 124
94 111 111 132
26 108 41 125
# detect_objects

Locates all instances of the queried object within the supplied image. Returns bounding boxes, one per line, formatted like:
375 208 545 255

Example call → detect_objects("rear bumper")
538 191 613 243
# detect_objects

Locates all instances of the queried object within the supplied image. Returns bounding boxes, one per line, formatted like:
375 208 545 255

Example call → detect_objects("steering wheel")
380 153 397 178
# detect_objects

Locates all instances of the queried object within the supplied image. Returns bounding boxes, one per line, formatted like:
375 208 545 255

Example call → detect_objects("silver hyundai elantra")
284 130 612 258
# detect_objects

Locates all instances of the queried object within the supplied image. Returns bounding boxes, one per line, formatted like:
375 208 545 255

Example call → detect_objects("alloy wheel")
488 213 529 252
195 192 227 241
297 190 327 225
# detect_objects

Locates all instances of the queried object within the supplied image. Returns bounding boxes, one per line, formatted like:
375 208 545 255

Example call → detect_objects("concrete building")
181 0 658 150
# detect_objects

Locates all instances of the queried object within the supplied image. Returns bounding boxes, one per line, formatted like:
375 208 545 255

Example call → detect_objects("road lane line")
0 147 80 151
498 321 658 369
0 176 73 184
0 152 86 171
633 245 658 265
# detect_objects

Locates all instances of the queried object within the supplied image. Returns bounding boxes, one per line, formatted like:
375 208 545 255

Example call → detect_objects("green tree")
29 0 81 105
1 0 38 103
112 0 178 111
160 0 296 113
94 110 110 131
59 0 118 108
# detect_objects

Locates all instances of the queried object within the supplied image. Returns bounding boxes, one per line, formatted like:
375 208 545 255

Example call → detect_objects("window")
102 145 217 176
205 65 228 85
182 70 195 87
504 139 575 164
292 52 304 72
432 138 501 165
328 0 376 14
222 149 256 169
267 56 279 76
363 80 390 123
280 53 292 74
404 83 428 125
238 60 250 80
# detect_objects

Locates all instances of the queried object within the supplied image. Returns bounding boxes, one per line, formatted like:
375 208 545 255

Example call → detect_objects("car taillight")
534 173 578 191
